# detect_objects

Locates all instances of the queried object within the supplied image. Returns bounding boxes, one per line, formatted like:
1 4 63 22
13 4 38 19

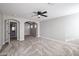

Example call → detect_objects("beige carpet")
0 36 79 56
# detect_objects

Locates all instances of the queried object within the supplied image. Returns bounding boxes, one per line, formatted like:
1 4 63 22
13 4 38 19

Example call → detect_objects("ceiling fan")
33 11 48 18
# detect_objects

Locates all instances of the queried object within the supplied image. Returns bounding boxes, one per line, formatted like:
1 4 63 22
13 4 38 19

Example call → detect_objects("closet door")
5 20 10 43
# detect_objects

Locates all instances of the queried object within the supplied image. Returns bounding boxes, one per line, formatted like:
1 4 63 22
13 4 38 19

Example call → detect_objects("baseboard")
65 38 78 42
19 39 25 41
40 36 79 46
40 36 66 43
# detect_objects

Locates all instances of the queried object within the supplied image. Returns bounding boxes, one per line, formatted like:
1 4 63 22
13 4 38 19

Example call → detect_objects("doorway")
24 21 37 38
10 22 17 40
5 19 20 43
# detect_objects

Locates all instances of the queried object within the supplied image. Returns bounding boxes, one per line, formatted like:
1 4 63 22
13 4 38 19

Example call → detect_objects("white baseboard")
40 36 79 46
40 36 67 44
40 35 76 42
65 38 78 42
19 39 24 41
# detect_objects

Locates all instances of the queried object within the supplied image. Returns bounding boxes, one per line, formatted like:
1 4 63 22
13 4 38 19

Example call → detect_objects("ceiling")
0 3 79 21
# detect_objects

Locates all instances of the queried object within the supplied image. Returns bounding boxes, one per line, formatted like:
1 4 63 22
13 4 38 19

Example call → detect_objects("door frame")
24 21 38 37
5 19 20 43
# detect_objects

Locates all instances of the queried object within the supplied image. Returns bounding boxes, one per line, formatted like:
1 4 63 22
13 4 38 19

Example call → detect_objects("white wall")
0 14 3 45
65 13 79 41
0 14 4 50
0 13 39 45
40 16 65 41
40 13 79 41
0 14 2 45
24 23 30 35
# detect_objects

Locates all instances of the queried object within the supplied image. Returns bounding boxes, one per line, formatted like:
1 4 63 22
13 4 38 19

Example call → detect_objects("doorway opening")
10 22 17 40
5 19 20 43
24 21 37 38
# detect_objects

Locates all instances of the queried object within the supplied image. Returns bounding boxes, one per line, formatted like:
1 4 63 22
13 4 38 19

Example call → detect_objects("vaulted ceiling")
0 3 79 21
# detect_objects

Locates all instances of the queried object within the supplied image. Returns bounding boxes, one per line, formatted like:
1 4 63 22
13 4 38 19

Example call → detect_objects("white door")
5 20 10 43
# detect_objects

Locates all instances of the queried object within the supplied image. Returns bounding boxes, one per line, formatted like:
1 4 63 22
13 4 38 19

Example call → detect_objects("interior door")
5 20 10 43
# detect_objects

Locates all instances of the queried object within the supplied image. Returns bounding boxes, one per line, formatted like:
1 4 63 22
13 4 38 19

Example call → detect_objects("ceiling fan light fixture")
33 11 48 18
38 15 41 18
38 15 40 17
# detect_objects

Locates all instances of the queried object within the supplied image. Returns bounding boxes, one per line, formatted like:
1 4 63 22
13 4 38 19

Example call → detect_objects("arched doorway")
5 19 20 43
24 21 38 38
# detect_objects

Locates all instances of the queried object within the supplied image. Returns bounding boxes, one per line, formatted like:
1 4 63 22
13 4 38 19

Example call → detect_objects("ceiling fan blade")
33 12 37 14
41 14 48 17
42 11 47 14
